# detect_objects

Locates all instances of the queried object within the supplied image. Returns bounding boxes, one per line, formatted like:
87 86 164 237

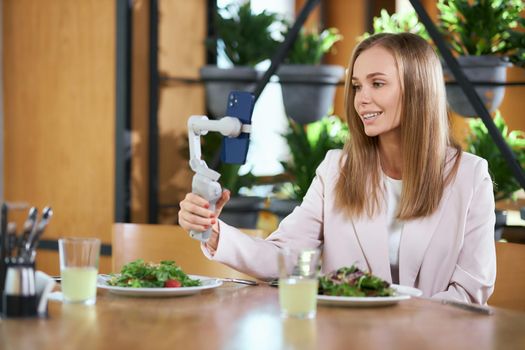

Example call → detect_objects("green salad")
108 259 201 288
318 265 395 297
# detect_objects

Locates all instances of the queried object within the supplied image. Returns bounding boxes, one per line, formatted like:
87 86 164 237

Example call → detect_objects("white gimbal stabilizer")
187 115 252 242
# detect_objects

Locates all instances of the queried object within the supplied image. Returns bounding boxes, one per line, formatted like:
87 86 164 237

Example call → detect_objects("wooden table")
1 284 525 350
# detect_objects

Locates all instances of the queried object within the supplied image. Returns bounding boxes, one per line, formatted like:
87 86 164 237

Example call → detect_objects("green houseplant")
277 27 344 124
266 115 348 221
465 110 525 239
437 0 524 66
200 2 283 118
437 0 525 117
465 110 525 202
365 2 524 117
280 115 349 201
361 9 430 40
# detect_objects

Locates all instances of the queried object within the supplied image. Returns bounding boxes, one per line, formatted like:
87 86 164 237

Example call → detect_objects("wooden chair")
112 223 267 279
489 242 525 311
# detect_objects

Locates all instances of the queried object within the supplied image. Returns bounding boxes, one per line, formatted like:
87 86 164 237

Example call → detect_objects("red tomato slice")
164 279 182 288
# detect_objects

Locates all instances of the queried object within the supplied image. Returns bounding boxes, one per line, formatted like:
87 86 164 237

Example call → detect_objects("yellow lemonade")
61 267 98 304
279 278 318 318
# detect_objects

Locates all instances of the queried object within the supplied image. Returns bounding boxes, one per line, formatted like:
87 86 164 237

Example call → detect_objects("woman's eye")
373 81 385 88
352 84 361 91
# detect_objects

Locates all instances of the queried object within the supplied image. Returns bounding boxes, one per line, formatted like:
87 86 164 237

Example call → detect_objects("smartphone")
220 91 255 164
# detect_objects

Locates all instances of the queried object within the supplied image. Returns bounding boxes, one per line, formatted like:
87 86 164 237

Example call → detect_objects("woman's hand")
178 190 231 252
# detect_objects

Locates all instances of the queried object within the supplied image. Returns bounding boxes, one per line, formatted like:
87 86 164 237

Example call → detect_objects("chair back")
489 242 525 311
112 223 265 279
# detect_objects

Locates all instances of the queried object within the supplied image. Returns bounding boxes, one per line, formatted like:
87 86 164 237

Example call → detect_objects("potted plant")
364 2 524 117
277 27 344 125
269 115 349 220
465 110 525 239
201 2 283 118
437 0 525 117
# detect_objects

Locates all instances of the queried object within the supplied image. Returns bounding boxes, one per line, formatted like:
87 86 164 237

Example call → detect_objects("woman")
178 33 496 305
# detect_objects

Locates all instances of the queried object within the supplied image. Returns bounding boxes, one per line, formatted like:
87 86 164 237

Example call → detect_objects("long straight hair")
335 33 461 220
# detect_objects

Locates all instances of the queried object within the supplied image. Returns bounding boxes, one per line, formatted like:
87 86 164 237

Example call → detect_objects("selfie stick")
187 116 252 242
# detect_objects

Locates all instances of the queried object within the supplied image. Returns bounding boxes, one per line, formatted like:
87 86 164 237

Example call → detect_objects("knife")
220 278 259 286
441 299 494 315
18 207 38 256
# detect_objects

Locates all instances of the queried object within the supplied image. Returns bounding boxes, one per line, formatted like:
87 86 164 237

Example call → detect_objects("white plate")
97 274 223 297
317 284 422 307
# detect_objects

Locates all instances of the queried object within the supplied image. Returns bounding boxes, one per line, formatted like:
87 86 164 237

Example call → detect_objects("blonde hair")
335 33 461 220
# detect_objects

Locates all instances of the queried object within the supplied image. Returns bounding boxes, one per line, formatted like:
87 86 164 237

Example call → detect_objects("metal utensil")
441 299 494 315
17 207 38 257
220 278 259 286
25 207 53 262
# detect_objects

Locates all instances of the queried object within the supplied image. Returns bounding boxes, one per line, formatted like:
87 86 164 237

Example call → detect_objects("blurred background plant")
363 1 525 68
437 0 525 67
284 27 343 65
207 2 284 67
360 8 430 40
465 110 525 201
278 115 349 200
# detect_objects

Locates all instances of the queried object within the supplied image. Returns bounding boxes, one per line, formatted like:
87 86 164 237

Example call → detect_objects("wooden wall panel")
324 0 367 119
3 0 116 273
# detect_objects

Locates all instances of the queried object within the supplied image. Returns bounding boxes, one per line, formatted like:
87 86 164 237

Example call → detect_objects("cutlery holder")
0 258 6 314
1 259 38 318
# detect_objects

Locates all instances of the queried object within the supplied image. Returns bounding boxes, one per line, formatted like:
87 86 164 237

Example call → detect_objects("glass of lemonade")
278 248 320 319
58 237 101 305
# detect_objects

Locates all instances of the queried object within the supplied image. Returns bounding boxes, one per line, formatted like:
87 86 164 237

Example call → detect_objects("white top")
384 175 403 284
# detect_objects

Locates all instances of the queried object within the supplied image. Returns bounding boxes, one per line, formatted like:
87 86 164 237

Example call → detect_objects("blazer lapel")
399 184 454 287
351 207 392 282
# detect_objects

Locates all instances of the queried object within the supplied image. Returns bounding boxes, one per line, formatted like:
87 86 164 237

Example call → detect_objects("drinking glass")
58 237 100 305
278 248 320 319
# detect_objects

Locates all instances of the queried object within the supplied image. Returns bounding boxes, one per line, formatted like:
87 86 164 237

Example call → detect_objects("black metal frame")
115 0 132 223
148 0 160 223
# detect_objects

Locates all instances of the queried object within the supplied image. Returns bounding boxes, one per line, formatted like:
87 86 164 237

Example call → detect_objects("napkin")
35 271 57 315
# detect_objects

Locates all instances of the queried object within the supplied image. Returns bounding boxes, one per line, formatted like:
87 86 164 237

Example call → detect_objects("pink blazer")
205 150 496 305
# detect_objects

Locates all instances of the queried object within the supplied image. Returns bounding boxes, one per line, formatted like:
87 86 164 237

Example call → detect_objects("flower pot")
200 66 263 119
443 56 510 118
277 64 345 125
219 196 266 229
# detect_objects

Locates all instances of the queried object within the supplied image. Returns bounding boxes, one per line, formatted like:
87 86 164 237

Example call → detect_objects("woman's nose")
356 87 371 105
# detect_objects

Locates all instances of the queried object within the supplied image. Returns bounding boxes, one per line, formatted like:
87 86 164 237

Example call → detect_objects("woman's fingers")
180 193 214 217
178 209 216 231
215 189 231 215
178 193 217 231
178 215 212 232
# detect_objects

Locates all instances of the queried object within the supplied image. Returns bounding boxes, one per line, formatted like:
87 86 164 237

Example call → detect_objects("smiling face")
351 46 402 139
